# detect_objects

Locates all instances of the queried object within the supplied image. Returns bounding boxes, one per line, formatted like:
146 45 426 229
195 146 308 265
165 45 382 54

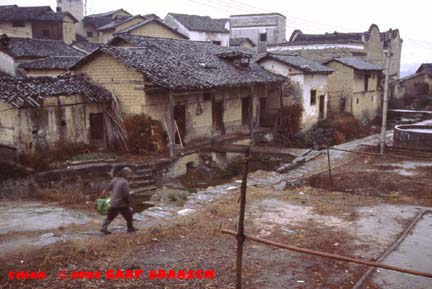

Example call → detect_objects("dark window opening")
212 40 221 45
371 95 374 102
42 29 50 37
89 113 104 140
203 93 211 102
32 129 38 135
87 31 93 38
259 32 267 42
310 90 317 105
356 98 359 104
242 97 250 126
60 120 66 126
364 73 370 91
12 21 25 27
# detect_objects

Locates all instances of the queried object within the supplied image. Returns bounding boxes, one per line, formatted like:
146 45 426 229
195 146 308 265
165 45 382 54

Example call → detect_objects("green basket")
95 198 111 215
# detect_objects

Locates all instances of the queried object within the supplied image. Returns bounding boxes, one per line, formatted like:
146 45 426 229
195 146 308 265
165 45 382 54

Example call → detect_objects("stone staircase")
129 164 158 212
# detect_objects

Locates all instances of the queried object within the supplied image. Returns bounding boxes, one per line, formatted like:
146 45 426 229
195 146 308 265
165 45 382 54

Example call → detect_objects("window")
356 98 359 104
212 40 221 46
87 31 93 38
12 21 25 27
310 90 317 105
42 29 49 37
371 95 374 102
203 93 211 102
259 32 267 42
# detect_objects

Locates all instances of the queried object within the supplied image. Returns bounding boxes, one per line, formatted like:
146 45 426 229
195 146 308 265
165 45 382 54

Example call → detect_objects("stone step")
130 179 155 188
132 185 158 195
134 167 153 175
131 173 153 181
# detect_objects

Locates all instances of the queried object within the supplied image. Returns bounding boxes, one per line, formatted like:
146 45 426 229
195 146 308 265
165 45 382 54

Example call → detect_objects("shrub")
277 104 304 136
123 114 167 154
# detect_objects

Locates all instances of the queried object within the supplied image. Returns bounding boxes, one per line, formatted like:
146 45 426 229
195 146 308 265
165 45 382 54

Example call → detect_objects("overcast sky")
3 0 432 76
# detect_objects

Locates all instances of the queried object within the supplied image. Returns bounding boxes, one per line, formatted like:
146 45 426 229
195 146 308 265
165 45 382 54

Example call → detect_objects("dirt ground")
1 150 432 289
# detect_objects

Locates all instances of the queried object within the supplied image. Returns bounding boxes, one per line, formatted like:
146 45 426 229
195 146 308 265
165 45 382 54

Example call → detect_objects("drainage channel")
353 210 432 289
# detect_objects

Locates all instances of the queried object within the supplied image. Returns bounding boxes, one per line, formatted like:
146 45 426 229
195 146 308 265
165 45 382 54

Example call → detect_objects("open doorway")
174 104 186 144
319 95 325 119
212 100 224 134
242 97 250 126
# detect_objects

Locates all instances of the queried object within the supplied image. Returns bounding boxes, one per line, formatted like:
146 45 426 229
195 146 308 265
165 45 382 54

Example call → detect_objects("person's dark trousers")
101 207 133 231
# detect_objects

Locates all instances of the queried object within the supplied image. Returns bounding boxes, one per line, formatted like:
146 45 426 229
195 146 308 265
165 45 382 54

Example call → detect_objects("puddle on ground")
372 213 432 289
0 201 94 234
249 199 423 258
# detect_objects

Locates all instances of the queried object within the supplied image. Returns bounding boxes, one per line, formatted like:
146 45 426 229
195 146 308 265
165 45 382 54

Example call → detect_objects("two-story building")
164 13 230 46
324 57 383 121
258 53 334 130
268 24 402 99
0 5 77 44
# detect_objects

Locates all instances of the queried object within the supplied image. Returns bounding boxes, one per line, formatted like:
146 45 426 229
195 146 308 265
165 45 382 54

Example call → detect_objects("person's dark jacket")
106 177 131 208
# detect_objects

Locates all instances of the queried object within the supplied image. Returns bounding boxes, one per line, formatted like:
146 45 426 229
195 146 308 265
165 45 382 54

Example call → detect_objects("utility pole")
380 29 392 154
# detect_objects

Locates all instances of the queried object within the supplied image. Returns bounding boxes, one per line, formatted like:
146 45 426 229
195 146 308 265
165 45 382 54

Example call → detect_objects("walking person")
100 167 138 234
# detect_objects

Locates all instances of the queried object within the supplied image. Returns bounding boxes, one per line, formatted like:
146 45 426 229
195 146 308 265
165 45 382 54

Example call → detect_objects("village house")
400 63 432 98
0 34 84 77
0 4 77 44
0 75 114 154
257 53 334 130
229 37 255 49
164 13 230 46
268 24 402 98
70 36 285 155
324 57 383 121
229 13 286 52
82 9 168 44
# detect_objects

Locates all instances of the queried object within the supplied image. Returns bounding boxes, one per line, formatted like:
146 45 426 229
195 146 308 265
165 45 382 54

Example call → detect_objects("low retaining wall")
393 125 432 150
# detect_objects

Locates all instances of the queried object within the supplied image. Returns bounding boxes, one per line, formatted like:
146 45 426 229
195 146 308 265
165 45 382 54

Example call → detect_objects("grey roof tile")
19 56 82 70
328 57 383 71
168 13 228 33
73 35 284 91
0 75 113 108
0 36 84 58
259 53 334 74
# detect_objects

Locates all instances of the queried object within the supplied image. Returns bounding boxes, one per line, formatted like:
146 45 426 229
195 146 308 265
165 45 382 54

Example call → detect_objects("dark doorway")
259 97 266 126
89 113 104 140
340 97 346 112
242 97 250 126
174 104 186 144
319 95 325 119
212 100 224 134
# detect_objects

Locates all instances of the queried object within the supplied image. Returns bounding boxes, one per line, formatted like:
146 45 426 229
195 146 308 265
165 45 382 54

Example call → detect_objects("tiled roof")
0 75 113 108
18 56 81 70
230 38 255 47
259 53 334 74
97 15 145 31
326 57 383 71
73 35 284 91
416 63 432 74
0 5 76 22
167 13 228 33
0 35 84 58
